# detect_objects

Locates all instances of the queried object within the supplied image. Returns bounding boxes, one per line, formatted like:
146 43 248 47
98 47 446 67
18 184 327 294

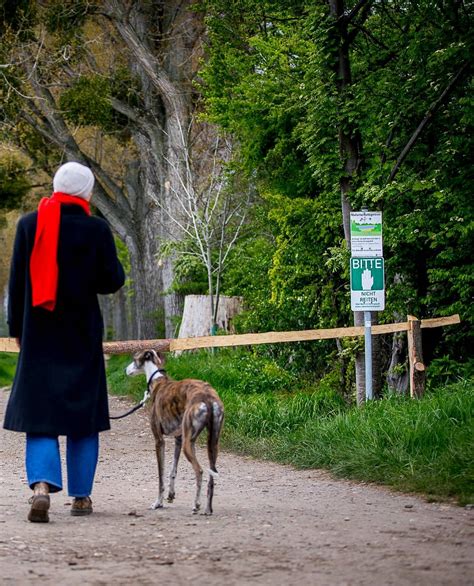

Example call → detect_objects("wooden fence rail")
0 314 460 355
0 314 460 398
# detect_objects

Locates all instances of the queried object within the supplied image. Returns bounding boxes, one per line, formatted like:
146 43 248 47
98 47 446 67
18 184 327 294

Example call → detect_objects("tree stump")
178 295 243 339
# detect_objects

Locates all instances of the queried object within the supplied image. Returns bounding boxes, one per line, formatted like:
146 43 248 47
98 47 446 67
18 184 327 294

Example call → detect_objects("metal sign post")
350 211 384 401
364 311 373 401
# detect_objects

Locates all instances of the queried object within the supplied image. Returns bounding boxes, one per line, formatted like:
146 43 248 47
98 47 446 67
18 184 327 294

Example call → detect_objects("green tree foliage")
0 0 35 35
0 154 30 211
201 1 316 198
42 0 93 35
59 69 139 134
201 0 473 374
60 76 114 129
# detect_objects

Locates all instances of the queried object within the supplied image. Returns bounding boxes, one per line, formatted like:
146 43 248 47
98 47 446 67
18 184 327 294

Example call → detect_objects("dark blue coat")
3 205 125 436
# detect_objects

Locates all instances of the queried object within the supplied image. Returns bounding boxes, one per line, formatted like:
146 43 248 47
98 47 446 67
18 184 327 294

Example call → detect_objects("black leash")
109 368 165 420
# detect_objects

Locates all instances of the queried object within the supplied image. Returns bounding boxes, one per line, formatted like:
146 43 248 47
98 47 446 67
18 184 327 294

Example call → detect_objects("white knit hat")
53 162 95 200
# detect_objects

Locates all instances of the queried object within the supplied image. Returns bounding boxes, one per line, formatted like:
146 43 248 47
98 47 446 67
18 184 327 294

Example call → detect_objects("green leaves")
0 0 36 35
201 0 473 373
201 1 316 197
0 153 31 211
43 0 95 35
59 71 139 133
60 76 113 128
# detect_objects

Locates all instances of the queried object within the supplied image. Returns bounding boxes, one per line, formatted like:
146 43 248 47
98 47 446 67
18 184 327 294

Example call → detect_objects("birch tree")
160 133 251 333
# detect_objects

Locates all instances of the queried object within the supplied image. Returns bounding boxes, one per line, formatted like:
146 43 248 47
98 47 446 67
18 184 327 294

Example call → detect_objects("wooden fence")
0 314 460 397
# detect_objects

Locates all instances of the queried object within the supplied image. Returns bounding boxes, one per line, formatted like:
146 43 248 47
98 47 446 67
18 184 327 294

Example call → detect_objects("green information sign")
350 257 385 311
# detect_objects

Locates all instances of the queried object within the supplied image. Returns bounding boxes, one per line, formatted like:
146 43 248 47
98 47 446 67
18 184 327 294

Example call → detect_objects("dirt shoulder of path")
1 390 473 585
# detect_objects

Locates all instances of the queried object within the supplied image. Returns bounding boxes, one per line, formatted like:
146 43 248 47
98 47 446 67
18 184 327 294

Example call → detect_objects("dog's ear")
143 350 154 362
156 351 166 366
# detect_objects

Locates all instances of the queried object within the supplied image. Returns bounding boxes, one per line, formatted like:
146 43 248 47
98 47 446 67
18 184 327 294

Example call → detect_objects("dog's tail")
207 398 224 477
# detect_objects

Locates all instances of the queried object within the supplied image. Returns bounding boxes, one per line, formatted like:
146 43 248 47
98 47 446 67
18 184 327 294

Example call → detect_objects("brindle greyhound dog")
126 350 224 515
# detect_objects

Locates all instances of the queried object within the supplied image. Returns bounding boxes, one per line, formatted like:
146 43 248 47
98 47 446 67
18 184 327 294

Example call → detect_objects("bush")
427 356 474 389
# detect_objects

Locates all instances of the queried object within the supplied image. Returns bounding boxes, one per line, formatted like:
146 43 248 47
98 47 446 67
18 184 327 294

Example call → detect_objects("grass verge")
0 353 17 387
107 350 474 505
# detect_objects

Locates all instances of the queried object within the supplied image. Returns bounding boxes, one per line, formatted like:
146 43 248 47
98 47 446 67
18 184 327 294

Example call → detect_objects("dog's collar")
110 368 165 420
147 368 166 389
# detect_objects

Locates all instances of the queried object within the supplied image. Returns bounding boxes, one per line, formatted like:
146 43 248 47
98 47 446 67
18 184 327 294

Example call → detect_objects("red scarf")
30 192 91 311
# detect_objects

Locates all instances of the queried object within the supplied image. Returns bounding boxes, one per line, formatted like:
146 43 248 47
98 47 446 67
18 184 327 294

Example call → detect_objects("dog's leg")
204 402 224 515
183 437 202 514
182 410 205 514
167 436 182 502
150 434 166 510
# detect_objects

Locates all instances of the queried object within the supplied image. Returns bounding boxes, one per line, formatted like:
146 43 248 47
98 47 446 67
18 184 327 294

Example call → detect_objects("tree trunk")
161 111 188 337
386 277 409 394
328 0 380 403
99 296 111 340
122 149 164 340
113 287 130 341
12 48 164 341
387 330 408 394
126 232 162 340
109 0 203 337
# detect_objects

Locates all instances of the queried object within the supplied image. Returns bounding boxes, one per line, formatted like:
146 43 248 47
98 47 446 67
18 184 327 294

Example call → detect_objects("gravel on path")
1 389 472 585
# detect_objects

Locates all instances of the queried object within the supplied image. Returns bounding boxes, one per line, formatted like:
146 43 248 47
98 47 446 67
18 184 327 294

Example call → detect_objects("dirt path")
0 390 473 585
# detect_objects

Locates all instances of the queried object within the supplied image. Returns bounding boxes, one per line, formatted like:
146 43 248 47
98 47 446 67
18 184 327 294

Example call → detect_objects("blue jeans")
26 434 99 497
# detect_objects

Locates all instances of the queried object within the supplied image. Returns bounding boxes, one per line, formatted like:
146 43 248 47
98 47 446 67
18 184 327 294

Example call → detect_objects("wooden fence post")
407 315 426 398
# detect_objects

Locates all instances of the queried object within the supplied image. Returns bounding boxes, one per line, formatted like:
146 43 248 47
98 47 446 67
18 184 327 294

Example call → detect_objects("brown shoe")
28 482 50 523
71 496 93 516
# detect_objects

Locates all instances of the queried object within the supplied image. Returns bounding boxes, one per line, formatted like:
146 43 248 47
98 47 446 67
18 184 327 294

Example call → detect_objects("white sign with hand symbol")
361 268 374 290
350 257 385 311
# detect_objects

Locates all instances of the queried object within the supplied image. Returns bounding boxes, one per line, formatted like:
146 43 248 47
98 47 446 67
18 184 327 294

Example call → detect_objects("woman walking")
3 162 125 522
